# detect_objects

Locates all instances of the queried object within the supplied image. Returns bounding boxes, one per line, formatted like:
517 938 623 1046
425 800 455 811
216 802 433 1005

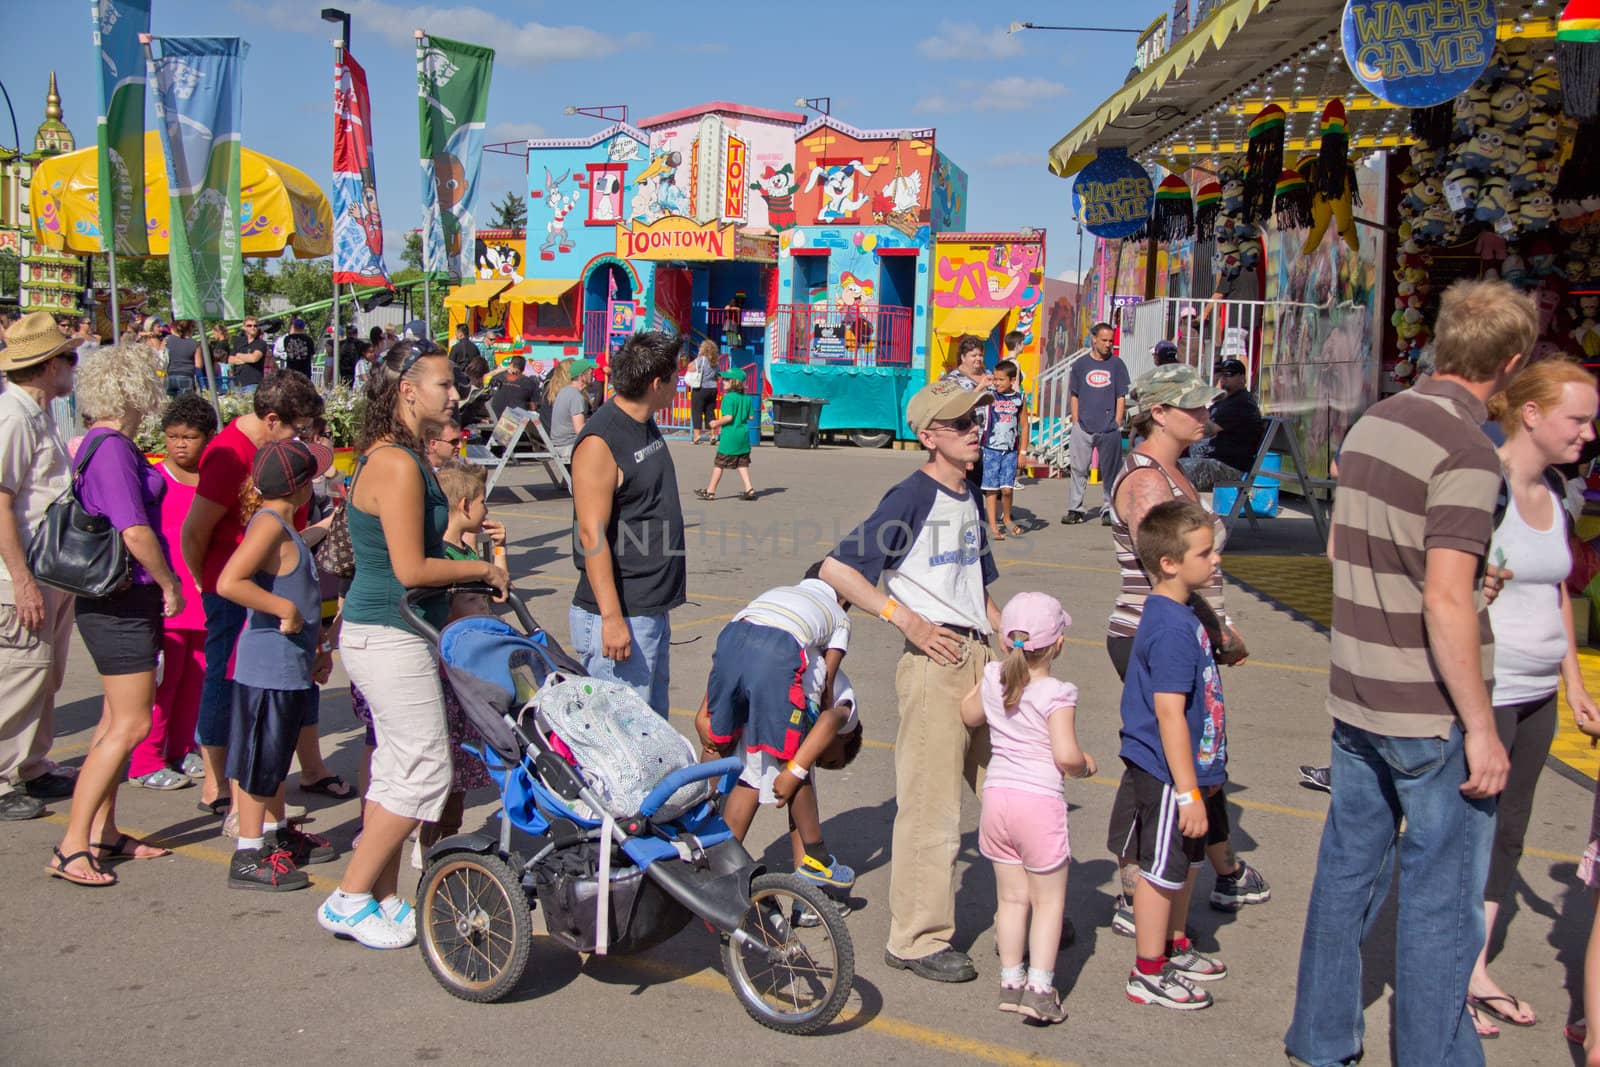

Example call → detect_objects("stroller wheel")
723 872 855 1035
418 851 533 1003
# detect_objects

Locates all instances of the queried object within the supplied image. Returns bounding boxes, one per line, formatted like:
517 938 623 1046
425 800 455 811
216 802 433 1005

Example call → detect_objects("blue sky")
4 0 1172 281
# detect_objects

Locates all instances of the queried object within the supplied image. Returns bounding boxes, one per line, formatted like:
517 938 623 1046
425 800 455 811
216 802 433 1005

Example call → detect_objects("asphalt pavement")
1 439 1593 1066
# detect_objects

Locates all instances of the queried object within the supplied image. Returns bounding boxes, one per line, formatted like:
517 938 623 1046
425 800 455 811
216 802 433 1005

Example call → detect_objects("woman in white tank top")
1470 359 1599 1037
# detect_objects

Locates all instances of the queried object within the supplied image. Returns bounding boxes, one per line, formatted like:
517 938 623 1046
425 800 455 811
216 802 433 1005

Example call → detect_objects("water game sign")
618 216 739 260
1072 148 1153 240
1341 0 1496 107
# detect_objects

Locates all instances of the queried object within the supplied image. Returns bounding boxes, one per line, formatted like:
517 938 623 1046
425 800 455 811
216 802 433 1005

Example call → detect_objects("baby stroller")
399 588 855 1034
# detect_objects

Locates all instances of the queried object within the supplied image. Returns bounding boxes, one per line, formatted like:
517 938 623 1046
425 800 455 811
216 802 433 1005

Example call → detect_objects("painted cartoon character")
837 271 875 351
539 168 581 261
591 169 623 223
631 150 685 223
476 239 523 283
804 160 874 222
750 164 797 231
985 244 1043 305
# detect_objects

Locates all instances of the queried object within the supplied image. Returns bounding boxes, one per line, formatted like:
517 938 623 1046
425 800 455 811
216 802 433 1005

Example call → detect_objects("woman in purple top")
46 343 185 888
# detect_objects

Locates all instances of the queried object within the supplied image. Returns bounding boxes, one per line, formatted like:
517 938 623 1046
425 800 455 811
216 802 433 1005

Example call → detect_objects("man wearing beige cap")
0 312 84 820
821 377 1002 983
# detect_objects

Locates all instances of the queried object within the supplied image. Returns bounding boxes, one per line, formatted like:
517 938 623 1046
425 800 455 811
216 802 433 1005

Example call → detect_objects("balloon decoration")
1072 148 1153 240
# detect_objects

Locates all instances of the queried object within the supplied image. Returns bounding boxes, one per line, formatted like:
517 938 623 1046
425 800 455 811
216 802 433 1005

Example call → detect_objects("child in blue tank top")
216 439 338 892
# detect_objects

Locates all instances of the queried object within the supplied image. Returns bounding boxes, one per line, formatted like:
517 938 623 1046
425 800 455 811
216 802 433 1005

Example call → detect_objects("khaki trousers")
886 638 992 960
0 579 75 792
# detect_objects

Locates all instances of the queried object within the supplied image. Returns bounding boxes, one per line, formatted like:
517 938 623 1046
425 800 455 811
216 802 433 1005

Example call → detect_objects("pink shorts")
979 786 1070 873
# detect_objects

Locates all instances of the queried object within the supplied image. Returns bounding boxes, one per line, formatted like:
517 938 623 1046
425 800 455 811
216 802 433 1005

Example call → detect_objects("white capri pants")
341 621 451 822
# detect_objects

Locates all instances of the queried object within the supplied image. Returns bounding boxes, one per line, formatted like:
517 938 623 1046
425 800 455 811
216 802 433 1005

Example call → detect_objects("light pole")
563 105 629 125
793 97 831 116
1007 20 1141 33
0 79 19 152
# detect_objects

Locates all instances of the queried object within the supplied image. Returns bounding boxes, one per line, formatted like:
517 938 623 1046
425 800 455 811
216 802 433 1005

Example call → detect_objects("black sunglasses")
932 413 980 434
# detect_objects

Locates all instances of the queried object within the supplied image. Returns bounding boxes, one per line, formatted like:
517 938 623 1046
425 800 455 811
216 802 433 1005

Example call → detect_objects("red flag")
332 50 392 288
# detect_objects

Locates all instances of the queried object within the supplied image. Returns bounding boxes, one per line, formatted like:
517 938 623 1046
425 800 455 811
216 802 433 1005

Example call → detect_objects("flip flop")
92 833 171 861
1466 1000 1500 1039
1008 524 1026 537
992 528 1007 541
46 847 117 887
1468 993 1536 1028
197 796 231 816
299 775 355 799
1567 1020 1587 1045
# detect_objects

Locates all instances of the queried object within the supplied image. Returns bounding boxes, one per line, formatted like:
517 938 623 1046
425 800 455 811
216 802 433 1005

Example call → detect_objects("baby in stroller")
400 586 855 1032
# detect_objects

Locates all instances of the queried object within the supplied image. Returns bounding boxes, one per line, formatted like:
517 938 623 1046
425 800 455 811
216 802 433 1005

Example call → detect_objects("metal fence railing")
769 303 915 367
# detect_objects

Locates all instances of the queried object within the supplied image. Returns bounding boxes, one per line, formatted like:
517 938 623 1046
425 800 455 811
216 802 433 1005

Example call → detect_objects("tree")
243 259 274 317
490 191 526 231
275 258 335 336
401 230 423 271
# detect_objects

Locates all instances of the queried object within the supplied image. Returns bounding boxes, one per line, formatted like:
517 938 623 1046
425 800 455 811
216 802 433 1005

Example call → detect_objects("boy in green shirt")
695 369 759 501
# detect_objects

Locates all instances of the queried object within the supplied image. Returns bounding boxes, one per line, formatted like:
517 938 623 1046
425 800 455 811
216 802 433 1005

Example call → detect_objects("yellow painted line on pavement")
42 814 1078 1065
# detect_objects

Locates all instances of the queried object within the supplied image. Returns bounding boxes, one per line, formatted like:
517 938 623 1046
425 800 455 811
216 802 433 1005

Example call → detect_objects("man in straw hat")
0 312 85 820
820 377 1001 984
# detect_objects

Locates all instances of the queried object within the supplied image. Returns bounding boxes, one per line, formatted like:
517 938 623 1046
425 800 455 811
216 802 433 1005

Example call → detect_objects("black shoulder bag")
26 431 132 598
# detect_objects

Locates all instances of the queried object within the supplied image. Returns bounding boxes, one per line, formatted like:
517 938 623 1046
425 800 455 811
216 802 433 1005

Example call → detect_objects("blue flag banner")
148 35 247 320
92 0 151 256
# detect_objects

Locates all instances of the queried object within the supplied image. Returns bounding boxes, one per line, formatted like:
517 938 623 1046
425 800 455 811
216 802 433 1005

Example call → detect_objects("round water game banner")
1342 0 1496 107
1073 148 1153 240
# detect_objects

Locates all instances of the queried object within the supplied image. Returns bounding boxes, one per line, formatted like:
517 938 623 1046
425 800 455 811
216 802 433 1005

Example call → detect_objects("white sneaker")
317 894 415 949
380 896 417 942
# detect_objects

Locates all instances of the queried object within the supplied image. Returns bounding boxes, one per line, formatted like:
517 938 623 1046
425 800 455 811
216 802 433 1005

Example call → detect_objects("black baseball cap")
1217 358 1248 376
253 439 335 499
1152 340 1179 363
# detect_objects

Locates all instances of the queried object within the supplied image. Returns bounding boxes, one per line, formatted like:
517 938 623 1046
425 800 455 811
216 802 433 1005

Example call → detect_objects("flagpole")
142 30 219 423
332 281 340 386
92 0 120 344
416 29 431 338
330 32 344 388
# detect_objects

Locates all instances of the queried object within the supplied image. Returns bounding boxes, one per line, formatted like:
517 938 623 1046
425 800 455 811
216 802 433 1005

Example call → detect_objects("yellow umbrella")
29 130 332 258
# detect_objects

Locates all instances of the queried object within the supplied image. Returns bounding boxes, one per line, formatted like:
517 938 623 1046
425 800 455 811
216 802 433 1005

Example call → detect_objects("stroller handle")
639 757 743 818
399 583 540 644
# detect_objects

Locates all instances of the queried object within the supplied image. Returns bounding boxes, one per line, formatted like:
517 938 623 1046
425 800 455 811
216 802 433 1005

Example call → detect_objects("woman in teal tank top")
318 340 510 951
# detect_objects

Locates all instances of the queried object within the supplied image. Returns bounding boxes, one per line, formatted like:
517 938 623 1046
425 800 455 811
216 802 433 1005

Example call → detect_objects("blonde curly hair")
75 340 167 426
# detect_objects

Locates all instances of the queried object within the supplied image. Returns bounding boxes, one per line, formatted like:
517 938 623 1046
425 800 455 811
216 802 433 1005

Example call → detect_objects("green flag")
148 36 247 320
417 33 494 280
93 0 151 257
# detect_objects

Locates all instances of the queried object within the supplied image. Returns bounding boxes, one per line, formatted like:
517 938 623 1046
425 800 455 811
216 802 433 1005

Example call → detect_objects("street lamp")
794 96 831 116
563 104 629 125
320 7 350 47
1007 20 1141 33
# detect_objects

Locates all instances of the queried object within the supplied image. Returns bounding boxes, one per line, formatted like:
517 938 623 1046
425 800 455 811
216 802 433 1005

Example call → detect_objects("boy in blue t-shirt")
980 359 1029 541
1110 499 1229 1011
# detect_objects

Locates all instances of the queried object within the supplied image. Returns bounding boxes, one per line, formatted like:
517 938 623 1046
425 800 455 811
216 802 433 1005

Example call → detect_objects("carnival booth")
1040 0 1600 480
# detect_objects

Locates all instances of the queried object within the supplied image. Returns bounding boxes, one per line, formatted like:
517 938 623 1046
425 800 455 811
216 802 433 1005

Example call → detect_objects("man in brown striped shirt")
1286 280 1529 1067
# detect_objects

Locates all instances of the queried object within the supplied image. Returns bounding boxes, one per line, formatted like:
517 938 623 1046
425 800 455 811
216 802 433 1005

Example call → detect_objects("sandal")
129 767 192 790
46 847 117 887
1008 523 1026 537
1468 993 1536 1028
1567 1020 1587 1045
197 795 231 817
741 489 758 501
1466 1000 1500 1039
693 489 713 501
92 833 171 861
992 528 1007 541
299 774 355 799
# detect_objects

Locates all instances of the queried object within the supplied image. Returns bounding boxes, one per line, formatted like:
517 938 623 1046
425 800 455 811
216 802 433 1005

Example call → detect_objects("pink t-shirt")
980 661 1079 799
158 463 206 631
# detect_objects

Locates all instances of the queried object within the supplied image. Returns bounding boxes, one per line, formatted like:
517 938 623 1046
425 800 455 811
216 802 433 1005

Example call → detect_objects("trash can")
771 394 826 449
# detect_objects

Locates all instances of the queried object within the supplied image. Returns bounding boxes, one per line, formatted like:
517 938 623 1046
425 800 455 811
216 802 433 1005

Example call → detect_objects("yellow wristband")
1174 789 1201 808
878 597 899 622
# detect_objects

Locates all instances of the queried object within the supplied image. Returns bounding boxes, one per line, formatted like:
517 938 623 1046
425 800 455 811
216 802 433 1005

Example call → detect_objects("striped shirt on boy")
1328 376 1501 739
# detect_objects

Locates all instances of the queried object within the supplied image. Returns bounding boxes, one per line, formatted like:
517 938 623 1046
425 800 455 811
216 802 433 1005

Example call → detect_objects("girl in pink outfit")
961 592 1096 1027
127 395 217 788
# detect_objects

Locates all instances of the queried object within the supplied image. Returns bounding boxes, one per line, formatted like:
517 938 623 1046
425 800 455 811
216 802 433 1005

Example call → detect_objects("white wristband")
785 762 810 781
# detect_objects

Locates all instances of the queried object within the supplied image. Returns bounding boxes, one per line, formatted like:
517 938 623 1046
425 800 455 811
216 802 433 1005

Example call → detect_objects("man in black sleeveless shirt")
569 331 686 716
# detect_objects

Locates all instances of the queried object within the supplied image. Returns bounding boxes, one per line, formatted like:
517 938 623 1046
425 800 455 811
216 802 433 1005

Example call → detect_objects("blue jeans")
196 593 247 748
568 606 671 718
1285 720 1494 1067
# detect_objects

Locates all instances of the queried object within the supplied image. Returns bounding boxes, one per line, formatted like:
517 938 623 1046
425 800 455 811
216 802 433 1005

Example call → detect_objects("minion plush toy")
1491 83 1532 132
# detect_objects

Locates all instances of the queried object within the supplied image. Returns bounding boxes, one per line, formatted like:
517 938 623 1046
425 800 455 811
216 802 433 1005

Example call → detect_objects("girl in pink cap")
960 591 1096 1026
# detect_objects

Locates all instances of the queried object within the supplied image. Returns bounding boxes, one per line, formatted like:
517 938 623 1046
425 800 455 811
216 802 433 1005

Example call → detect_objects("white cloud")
235 1 646 64
985 151 1040 169
488 121 546 141
916 77 1066 114
1052 268 1082 284
917 22 1024 60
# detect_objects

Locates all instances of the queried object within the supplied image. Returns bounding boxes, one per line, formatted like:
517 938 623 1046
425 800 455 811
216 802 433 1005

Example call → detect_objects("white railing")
1032 346 1088 472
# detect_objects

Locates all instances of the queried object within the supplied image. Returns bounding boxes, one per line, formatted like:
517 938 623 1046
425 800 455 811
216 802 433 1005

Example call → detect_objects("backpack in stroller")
400 588 855 1033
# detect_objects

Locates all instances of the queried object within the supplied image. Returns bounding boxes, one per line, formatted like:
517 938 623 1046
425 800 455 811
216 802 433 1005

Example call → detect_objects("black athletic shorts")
226 685 316 798
75 584 162 676
1106 761 1225 890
